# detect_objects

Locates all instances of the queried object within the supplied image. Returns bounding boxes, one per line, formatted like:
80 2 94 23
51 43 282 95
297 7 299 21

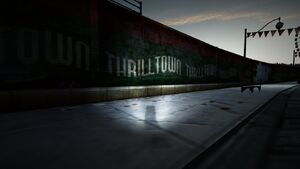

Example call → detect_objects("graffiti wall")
0 0 94 89
0 0 297 89
98 1 262 86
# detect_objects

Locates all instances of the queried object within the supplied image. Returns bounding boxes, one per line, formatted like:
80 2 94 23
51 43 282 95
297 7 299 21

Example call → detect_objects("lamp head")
276 18 284 30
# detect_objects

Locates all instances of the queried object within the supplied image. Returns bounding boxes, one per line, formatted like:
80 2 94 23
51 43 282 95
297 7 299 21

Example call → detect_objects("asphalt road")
0 83 296 169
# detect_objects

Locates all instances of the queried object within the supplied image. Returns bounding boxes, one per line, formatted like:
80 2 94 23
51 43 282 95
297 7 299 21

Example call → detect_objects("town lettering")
107 52 182 77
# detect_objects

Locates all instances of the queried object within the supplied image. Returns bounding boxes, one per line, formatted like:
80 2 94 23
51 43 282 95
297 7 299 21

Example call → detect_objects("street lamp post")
243 17 284 58
243 28 247 58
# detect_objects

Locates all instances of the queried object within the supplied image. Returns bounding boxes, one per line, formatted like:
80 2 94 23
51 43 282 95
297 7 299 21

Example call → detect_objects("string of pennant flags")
247 26 300 59
246 27 300 38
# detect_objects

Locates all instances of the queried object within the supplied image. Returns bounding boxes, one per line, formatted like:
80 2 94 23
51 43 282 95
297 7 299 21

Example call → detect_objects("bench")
241 85 261 93
240 77 261 93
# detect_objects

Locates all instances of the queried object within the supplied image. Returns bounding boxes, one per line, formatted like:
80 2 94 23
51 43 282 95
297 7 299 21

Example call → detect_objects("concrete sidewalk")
0 83 297 169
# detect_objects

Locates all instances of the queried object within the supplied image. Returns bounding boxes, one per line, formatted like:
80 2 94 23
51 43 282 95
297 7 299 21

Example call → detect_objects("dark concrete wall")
99 1 252 86
1 0 299 112
0 0 298 90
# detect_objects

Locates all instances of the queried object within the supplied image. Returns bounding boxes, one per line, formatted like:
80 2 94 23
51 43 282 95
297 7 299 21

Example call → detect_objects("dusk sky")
138 0 300 64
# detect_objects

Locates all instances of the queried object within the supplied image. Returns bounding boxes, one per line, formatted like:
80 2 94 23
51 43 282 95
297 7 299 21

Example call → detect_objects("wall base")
1 83 239 113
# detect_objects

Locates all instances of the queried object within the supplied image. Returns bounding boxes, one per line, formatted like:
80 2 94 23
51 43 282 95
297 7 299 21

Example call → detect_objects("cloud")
160 11 268 26
161 13 223 26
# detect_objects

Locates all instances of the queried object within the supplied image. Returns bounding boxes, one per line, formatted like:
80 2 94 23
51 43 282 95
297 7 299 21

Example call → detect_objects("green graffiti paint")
101 33 221 85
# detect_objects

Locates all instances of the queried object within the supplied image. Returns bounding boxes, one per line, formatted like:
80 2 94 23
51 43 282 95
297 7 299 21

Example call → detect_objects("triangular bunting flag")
264 31 269 37
296 27 300 34
252 32 257 37
288 28 294 35
278 29 285 36
246 32 251 38
271 30 277 36
258 31 263 37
